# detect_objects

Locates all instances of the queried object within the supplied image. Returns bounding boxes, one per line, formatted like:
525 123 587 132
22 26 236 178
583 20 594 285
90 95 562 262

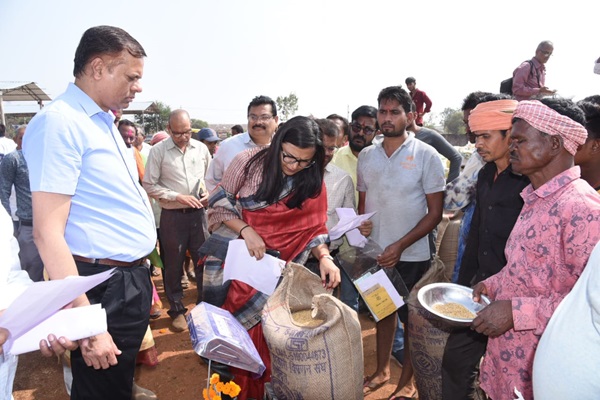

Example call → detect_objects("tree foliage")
191 119 209 129
276 93 299 122
440 107 466 135
135 101 171 134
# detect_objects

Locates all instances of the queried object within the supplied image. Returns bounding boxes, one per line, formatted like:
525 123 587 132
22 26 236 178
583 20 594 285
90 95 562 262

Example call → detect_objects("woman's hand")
240 226 267 260
319 257 341 289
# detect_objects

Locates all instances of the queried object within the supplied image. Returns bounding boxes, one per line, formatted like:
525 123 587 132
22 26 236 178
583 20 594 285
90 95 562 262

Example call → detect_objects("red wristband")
319 253 334 261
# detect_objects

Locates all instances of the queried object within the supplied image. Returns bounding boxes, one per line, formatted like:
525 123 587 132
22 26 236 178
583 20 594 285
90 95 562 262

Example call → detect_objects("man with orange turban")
471 98 600 400
442 96 530 400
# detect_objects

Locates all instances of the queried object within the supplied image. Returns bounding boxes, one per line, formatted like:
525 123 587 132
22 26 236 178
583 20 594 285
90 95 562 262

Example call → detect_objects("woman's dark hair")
245 116 324 209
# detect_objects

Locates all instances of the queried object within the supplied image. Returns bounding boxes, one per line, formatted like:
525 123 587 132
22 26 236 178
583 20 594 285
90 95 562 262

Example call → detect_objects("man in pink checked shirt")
470 97 600 400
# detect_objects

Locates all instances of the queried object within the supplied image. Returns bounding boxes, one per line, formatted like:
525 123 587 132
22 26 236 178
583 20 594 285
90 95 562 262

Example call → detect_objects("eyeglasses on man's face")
350 123 376 136
171 129 192 137
248 114 274 122
281 150 315 169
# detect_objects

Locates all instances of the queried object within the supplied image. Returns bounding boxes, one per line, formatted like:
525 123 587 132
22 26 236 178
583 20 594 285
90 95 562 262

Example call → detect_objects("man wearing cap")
143 109 211 332
197 127 220 157
205 96 278 192
441 97 530 400
471 98 600 400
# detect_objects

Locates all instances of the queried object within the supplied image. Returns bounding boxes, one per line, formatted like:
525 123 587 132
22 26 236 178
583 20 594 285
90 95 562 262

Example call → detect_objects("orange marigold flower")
209 387 217 398
202 388 209 400
210 373 220 385
214 396 222 400
221 383 231 395
215 382 224 392
230 382 241 397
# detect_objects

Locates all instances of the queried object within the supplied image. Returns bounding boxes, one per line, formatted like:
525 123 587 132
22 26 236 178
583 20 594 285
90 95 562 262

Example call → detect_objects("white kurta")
0 208 33 400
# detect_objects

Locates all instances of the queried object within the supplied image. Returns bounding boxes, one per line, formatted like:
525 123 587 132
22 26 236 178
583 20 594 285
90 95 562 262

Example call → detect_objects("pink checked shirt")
479 166 600 400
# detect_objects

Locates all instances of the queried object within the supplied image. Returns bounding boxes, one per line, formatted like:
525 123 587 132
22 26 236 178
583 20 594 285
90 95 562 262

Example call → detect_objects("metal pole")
0 91 5 126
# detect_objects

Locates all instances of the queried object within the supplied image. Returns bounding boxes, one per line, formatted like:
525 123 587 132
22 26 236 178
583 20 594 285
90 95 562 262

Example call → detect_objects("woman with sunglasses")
199 115 340 400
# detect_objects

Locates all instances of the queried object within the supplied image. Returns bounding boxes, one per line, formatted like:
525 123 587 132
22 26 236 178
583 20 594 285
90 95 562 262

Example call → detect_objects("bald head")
168 109 191 125
167 109 192 149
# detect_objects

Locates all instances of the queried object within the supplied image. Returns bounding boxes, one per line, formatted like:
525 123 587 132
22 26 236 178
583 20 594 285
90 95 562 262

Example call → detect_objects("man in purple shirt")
512 41 556 101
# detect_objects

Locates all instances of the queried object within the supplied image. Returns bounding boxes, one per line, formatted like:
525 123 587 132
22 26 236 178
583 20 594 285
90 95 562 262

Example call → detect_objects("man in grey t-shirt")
359 86 445 397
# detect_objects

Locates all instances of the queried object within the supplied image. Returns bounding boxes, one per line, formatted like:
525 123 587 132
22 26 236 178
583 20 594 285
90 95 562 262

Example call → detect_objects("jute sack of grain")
408 256 454 400
438 217 461 280
262 263 363 400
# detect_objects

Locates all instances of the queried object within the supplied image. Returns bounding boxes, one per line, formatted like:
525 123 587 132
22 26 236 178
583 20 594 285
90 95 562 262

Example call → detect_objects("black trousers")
70 261 152 400
441 327 488 400
160 208 207 318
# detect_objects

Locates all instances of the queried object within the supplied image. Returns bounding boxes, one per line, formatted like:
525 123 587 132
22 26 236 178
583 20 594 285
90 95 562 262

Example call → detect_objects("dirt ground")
12 274 410 400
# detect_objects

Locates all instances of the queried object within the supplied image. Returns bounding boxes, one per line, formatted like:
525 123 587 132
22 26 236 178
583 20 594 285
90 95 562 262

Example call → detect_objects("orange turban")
468 99 519 132
513 100 588 156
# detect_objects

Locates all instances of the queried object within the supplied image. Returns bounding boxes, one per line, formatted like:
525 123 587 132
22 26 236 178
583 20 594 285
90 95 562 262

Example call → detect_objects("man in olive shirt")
143 109 212 332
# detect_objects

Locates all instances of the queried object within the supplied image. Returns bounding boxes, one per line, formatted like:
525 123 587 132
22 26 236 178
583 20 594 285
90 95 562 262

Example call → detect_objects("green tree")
135 101 171 134
276 92 299 122
440 107 466 135
191 119 209 129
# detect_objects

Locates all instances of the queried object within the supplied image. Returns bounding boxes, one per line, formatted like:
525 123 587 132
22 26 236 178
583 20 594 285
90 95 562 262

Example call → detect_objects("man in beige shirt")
143 109 211 332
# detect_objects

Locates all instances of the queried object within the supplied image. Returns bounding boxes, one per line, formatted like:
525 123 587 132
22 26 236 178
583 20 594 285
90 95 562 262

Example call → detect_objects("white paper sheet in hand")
330 208 376 247
9 304 107 355
223 239 285 295
0 268 114 354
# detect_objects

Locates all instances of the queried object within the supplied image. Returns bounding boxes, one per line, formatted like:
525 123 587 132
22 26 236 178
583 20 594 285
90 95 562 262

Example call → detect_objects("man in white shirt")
205 96 278 192
0 124 16 163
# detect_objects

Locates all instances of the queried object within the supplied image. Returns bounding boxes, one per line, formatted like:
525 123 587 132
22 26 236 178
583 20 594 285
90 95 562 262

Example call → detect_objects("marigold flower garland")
203 372 241 400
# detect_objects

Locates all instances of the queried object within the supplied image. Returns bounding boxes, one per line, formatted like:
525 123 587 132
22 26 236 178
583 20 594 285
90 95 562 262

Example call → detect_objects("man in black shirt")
442 97 529 400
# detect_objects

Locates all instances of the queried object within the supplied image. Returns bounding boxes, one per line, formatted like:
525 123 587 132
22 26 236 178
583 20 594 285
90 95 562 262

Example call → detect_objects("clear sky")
1 0 598 126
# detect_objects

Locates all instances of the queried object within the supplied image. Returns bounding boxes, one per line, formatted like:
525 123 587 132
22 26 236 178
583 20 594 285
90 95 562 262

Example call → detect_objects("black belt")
19 219 33 227
73 255 143 267
163 207 203 214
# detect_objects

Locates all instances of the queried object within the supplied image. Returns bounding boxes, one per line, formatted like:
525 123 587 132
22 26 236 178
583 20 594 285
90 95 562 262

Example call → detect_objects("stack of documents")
188 302 266 376
0 269 112 355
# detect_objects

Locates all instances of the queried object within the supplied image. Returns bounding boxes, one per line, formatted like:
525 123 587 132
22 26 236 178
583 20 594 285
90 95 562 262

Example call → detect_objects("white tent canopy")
0 81 52 125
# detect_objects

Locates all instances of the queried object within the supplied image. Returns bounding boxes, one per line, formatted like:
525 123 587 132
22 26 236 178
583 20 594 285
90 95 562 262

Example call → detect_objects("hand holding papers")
337 240 409 321
330 208 375 247
0 269 113 355
224 239 286 295
10 304 107 355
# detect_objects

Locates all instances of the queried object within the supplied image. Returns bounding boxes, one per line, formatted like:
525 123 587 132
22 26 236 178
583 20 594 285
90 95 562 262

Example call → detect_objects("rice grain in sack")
262 263 363 400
